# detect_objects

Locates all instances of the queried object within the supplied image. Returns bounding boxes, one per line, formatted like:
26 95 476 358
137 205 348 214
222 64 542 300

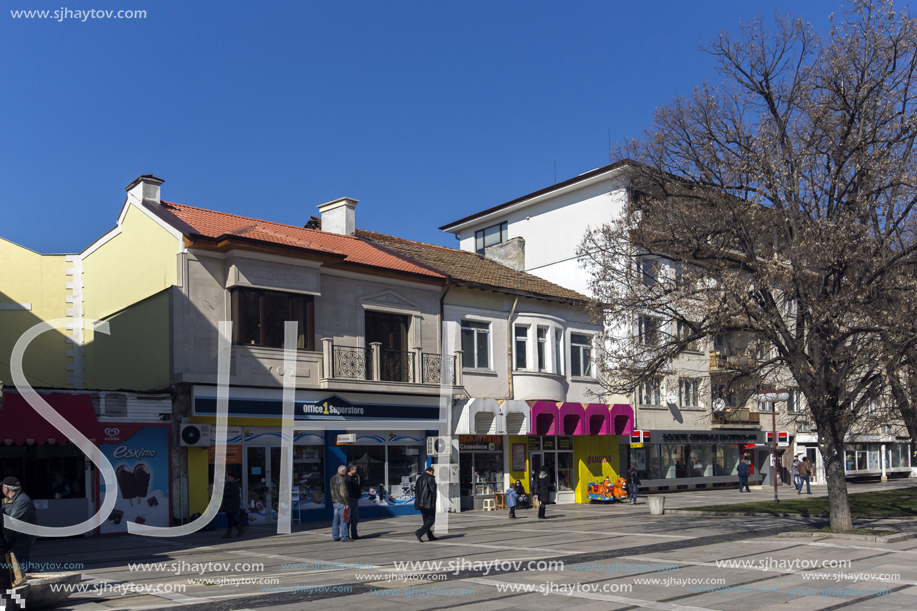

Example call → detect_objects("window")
679 378 700 407
514 325 529 370
787 389 802 413
639 257 658 287
233 288 314 350
571 333 592 377
554 329 563 375
475 222 509 254
638 316 660 346
536 327 548 371
461 320 490 370
638 377 662 405
676 320 700 352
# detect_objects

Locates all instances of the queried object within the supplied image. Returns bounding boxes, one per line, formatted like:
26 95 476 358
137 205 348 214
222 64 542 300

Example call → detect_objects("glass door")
805 447 818 483
244 447 278 524
530 452 544 502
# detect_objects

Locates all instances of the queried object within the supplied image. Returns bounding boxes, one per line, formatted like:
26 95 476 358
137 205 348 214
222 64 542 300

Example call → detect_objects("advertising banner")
99 424 171 534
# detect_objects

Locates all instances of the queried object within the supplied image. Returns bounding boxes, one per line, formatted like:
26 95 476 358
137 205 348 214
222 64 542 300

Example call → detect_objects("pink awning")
558 402 585 435
529 401 558 436
609 404 635 435
584 403 610 435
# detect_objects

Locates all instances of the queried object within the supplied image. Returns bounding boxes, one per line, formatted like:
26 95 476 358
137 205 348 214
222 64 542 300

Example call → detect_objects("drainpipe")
506 296 519 400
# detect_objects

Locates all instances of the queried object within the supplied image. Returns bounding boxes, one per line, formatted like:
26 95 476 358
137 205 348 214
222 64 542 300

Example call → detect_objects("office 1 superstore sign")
194 393 439 420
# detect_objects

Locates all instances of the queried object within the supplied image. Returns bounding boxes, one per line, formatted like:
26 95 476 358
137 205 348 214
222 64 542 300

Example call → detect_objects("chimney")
484 236 525 272
125 175 164 203
317 197 358 236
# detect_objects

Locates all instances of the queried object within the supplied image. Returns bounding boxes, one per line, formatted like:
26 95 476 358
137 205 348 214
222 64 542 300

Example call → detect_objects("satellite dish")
666 391 678 405
713 398 726 411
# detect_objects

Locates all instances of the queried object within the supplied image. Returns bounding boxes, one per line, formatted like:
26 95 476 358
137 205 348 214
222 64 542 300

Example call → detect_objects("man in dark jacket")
329 465 352 542
737 460 751 493
414 466 437 542
221 473 244 539
347 464 361 540
626 465 641 505
0 499 11 606
534 465 554 519
2 477 37 570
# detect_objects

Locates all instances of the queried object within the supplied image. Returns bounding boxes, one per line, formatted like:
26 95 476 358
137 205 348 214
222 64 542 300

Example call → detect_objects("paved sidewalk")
32 478 917 610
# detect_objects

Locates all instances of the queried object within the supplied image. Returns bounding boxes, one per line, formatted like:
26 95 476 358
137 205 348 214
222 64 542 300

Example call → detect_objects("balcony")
709 351 759 370
321 339 461 393
712 408 760 427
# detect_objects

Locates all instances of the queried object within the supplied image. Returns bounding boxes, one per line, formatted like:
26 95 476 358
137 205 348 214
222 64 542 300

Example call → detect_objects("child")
505 486 520 519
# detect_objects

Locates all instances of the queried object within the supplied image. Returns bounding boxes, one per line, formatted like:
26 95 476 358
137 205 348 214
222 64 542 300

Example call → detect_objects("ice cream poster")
99 424 171 534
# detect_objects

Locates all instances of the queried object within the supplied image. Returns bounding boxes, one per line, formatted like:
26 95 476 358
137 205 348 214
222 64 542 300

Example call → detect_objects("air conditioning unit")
436 464 459 484
427 436 452 457
797 423 811 433
180 424 211 447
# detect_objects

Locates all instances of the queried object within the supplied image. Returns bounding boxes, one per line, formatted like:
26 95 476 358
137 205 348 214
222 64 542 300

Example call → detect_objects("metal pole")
773 408 779 505
881 443 887 482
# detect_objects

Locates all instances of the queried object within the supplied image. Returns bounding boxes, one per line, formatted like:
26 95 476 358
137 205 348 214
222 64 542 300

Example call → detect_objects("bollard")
648 495 665 515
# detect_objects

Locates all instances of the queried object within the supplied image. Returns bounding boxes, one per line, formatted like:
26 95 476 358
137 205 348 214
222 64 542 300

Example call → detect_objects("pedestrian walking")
797 457 812 494
221 473 244 539
0 495 14 608
737 460 751 493
414 466 437 542
347 463 361 540
534 464 554 519
505 485 520 519
627 465 641 505
1 477 37 570
791 455 800 489
330 465 352 542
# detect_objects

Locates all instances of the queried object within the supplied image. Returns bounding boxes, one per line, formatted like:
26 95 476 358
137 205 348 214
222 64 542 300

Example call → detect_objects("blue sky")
3 0 844 254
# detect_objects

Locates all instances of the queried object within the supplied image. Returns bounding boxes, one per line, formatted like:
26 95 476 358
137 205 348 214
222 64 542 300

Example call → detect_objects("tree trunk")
820 434 854 531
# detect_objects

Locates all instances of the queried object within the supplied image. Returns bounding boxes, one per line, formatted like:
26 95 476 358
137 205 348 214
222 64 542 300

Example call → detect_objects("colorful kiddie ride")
587 477 628 502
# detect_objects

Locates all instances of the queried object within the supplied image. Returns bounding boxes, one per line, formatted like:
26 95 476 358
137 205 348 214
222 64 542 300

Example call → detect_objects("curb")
777 531 917 543
664 509 828 518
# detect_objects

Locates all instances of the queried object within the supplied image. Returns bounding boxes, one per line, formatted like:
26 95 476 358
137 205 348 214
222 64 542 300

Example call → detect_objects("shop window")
536 327 548 371
515 325 529 370
475 222 508 254
461 320 491 370
387 446 422 504
472 453 504 496
293 446 324 508
714 444 741 477
571 333 592 377
345 446 386 502
557 452 574 491
233 288 314 351
0 444 88 500
679 378 700 407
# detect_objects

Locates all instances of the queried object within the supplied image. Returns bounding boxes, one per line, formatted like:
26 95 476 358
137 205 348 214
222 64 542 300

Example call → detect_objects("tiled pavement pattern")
37 479 917 610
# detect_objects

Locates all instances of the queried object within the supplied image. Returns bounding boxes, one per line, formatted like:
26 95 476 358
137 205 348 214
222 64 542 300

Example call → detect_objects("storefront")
189 385 441 524
0 393 103 529
626 430 767 490
458 435 504 510
844 437 911 479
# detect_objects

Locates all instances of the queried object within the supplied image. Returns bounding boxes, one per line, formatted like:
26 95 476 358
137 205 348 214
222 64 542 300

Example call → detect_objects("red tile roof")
356 229 589 304
155 201 444 279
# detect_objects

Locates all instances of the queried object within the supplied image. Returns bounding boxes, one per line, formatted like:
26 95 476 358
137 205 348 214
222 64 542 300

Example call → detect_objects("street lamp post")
759 389 789 505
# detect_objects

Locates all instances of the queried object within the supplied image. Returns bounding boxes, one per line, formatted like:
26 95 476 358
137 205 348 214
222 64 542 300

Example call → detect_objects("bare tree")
580 0 917 530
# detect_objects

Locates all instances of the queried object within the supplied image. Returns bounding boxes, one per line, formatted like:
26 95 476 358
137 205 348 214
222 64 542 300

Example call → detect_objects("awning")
609 404 635 435
558 403 585 435
584 403 610 435
0 393 103 446
529 401 558 435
